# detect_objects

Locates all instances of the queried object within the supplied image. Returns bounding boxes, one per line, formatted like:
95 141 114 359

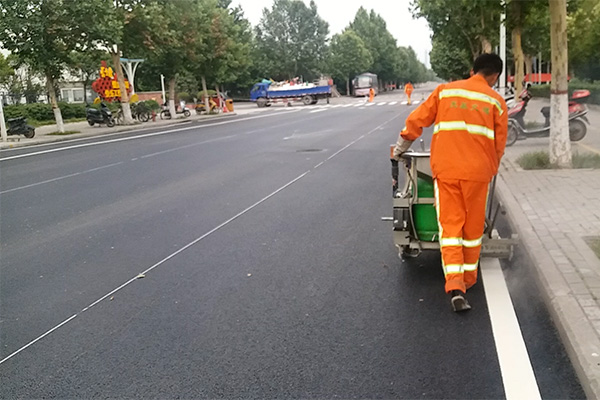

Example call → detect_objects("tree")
429 34 472 81
548 0 571 167
412 0 502 60
255 0 329 81
568 0 600 80
328 29 373 95
349 8 400 86
123 0 210 118
0 0 115 132
69 50 110 104
0 53 14 89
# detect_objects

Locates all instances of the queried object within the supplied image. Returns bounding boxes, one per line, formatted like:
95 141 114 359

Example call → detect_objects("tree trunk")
45 73 64 133
111 48 134 125
512 26 525 95
202 76 210 113
168 77 177 118
524 54 533 78
548 0 571 168
215 84 222 111
346 78 350 96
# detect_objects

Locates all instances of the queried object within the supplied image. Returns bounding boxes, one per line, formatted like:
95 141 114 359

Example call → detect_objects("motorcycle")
7 116 35 138
160 104 191 119
506 88 590 146
86 102 115 127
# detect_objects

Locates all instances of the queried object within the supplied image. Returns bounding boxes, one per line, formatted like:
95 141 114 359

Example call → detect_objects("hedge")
528 80 600 105
3 100 161 122
3 102 87 121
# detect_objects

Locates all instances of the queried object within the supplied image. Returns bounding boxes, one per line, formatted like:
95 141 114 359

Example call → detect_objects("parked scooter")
160 103 191 119
86 102 115 127
506 88 590 146
7 116 35 138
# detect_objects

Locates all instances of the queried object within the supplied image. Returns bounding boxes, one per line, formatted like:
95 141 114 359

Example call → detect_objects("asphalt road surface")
0 92 586 399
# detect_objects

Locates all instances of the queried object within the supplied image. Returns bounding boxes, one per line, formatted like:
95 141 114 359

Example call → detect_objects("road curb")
496 168 600 400
0 113 238 150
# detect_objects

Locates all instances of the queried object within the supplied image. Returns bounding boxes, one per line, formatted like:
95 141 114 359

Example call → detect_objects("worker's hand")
392 139 413 160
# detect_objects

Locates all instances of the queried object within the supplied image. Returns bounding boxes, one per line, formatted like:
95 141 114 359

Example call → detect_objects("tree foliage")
255 0 329 81
568 0 600 80
328 30 373 85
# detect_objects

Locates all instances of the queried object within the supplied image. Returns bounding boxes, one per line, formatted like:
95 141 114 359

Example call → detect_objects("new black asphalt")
0 99 585 398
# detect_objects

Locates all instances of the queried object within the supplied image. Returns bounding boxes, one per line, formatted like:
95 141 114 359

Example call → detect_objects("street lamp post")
0 96 7 141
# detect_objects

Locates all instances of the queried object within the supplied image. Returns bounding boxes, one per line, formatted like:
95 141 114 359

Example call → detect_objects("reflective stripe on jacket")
400 75 508 182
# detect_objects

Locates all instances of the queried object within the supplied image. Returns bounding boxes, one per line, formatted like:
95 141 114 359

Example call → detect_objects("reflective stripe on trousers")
434 178 490 293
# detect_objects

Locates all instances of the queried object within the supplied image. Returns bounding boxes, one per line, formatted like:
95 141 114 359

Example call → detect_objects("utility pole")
499 9 507 96
160 74 166 105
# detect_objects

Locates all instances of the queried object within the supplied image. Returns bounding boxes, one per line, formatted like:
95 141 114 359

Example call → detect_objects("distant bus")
353 73 378 97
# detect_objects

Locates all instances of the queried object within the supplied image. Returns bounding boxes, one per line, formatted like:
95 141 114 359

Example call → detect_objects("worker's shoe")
450 290 471 312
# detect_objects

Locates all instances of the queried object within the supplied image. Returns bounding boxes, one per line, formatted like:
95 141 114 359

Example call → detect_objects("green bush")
528 80 600 105
178 92 194 103
141 100 160 111
3 102 87 121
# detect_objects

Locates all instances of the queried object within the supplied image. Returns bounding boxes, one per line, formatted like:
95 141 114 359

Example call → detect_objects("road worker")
369 87 375 103
392 53 508 312
404 82 414 105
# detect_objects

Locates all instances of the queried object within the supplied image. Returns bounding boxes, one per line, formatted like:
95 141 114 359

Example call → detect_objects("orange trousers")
406 92 412 104
434 179 489 294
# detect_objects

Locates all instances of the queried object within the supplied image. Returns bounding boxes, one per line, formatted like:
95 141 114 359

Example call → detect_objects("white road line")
413 100 421 105
0 112 403 366
401 101 408 105
0 111 302 162
343 104 353 108
0 162 124 194
481 258 542 400
332 105 343 108
309 108 328 113
353 103 362 107
365 103 375 107
389 101 398 105
377 102 387 106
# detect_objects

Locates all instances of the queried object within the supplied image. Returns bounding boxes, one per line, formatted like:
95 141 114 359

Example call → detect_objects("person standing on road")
369 87 375 103
392 54 508 312
404 82 414 105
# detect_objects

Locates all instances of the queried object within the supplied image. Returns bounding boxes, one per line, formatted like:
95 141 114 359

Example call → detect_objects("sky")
231 0 433 67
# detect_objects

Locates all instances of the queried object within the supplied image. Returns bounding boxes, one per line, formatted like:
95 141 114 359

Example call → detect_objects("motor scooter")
160 104 191 119
6 116 35 138
86 102 115 127
506 88 590 146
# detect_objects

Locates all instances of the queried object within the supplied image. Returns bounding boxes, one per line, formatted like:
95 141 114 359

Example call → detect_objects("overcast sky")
231 0 433 67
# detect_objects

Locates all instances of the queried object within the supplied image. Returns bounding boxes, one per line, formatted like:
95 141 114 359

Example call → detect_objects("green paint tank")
413 172 439 242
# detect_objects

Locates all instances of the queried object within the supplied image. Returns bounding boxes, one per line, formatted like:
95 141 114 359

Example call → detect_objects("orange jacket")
400 75 508 182
404 83 413 94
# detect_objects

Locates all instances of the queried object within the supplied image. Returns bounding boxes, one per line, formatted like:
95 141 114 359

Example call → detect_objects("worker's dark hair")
473 53 503 76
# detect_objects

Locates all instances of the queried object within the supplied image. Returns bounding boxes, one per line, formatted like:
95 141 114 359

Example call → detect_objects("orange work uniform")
404 83 414 104
369 88 375 102
399 75 508 293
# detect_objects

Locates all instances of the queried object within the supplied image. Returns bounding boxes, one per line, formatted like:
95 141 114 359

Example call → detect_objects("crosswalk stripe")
389 101 398 105
365 103 375 107
353 103 362 107
377 102 387 106
309 108 328 113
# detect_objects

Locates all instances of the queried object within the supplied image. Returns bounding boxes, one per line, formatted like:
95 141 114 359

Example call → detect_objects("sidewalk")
0 104 263 150
497 102 600 398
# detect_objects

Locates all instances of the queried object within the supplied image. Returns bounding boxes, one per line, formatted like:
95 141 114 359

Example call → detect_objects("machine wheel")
106 118 116 128
400 246 420 259
160 110 171 120
87 120 94 126
302 95 313 105
569 119 587 142
183 109 191 118
24 128 35 138
506 124 519 147
257 97 268 108
310 99 318 105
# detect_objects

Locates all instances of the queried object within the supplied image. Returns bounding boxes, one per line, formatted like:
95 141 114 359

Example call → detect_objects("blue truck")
250 81 331 107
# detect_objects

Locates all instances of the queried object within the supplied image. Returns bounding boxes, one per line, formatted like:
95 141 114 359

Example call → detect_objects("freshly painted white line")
309 109 328 114
0 111 302 162
481 258 542 400
389 101 398 105
343 104 353 108
0 113 402 365
413 100 421 105
0 162 124 194
365 103 375 107
400 101 408 105
353 103 362 107
377 102 387 106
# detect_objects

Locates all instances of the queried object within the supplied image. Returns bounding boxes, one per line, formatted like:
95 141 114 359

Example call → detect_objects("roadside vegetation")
517 151 600 169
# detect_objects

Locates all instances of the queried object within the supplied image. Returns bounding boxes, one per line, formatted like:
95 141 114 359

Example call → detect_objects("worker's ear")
486 73 500 87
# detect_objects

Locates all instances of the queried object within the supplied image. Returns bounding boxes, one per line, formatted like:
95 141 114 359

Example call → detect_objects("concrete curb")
0 112 238 150
496 168 600 400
